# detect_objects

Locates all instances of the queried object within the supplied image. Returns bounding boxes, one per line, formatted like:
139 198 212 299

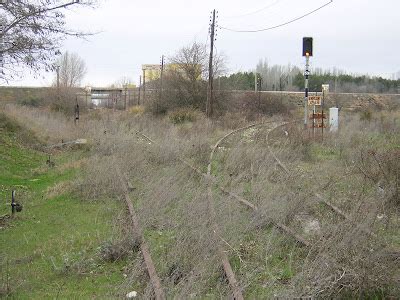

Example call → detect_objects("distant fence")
1 86 399 111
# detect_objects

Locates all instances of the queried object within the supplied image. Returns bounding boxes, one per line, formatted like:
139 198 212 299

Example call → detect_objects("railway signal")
303 37 313 128
302 37 313 57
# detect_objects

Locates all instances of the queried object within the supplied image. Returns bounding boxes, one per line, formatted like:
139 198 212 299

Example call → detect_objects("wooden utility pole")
56 66 60 89
206 9 216 118
74 96 79 126
254 71 257 92
142 69 146 103
159 55 164 114
124 85 128 111
0 24 4 73
84 89 88 109
56 65 60 102
258 76 262 111
138 75 141 105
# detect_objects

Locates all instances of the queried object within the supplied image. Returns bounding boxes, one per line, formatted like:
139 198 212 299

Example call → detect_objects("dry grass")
205 110 399 297
45 181 72 199
3 103 399 298
3 104 79 143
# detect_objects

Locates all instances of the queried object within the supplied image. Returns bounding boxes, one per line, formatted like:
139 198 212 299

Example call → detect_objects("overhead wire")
223 0 281 19
193 23 209 42
218 0 333 33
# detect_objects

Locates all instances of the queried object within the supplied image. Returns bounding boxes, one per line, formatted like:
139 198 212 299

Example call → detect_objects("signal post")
303 37 313 129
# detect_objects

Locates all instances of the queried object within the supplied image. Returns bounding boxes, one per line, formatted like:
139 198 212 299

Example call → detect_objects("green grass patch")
144 228 176 275
310 144 340 161
0 113 126 298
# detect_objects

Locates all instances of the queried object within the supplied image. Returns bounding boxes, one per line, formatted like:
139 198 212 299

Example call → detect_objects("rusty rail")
116 167 165 300
134 121 311 248
130 118 394 298
209 121 310 247
129 121 313 299
206 125 257 299
266 123 383 242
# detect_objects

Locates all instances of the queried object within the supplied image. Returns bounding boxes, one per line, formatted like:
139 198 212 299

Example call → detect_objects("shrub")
168 108 199 124
98 238 140 262
229 92 292 120
360 109 372 122
18 96 43 107
129 105 145 115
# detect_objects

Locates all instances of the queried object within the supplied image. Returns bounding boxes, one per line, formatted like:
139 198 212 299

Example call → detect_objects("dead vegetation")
2 103 399 298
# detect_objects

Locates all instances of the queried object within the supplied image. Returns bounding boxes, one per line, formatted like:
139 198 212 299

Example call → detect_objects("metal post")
74 96 79 126
258 77 262 111
254 71 257 92
142 69 146 104
321 89 325 141
334 77 337 93
159 55 164 114
56 65 60 103
124 85 128 111
313 102 316 138
85 90 88 109
11 190 16 215
304 54 310 129
138 75 141 106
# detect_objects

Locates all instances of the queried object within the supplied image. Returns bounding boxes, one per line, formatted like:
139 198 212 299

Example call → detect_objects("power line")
218 0 333 33
223 0 281 19
193 24 209 42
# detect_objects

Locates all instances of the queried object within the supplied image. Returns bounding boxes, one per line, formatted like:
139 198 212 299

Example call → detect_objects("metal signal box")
302 37 313 56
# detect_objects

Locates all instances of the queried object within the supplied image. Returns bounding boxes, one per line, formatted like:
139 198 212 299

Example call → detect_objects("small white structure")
329 107 339 132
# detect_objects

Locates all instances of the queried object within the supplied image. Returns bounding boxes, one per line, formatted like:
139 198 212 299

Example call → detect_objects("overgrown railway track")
116 167 165 300
128 118 394 297
132 120 310 297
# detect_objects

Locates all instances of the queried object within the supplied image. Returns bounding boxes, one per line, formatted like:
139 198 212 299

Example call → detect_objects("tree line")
218 60 400 94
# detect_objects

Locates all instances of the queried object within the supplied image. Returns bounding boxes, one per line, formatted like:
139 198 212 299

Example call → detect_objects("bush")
18 96 43 107
41 87 83 116
168 108 199 124
357 148 400 208
360 109 372 122
129 105 145 115
98 238 140 262
229 92 291 120
144 94 169 115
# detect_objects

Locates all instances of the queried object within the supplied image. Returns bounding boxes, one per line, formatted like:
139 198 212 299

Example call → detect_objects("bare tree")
56 51 86 87
170 42 208 81
111 76 136 88
159 42 226 112
0 0 95 82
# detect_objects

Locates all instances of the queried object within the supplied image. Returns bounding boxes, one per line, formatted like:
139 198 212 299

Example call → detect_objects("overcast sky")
9 0 400 87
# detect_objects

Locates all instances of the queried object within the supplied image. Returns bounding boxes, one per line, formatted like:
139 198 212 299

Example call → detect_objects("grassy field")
0 113 129 298
1 105 399 298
